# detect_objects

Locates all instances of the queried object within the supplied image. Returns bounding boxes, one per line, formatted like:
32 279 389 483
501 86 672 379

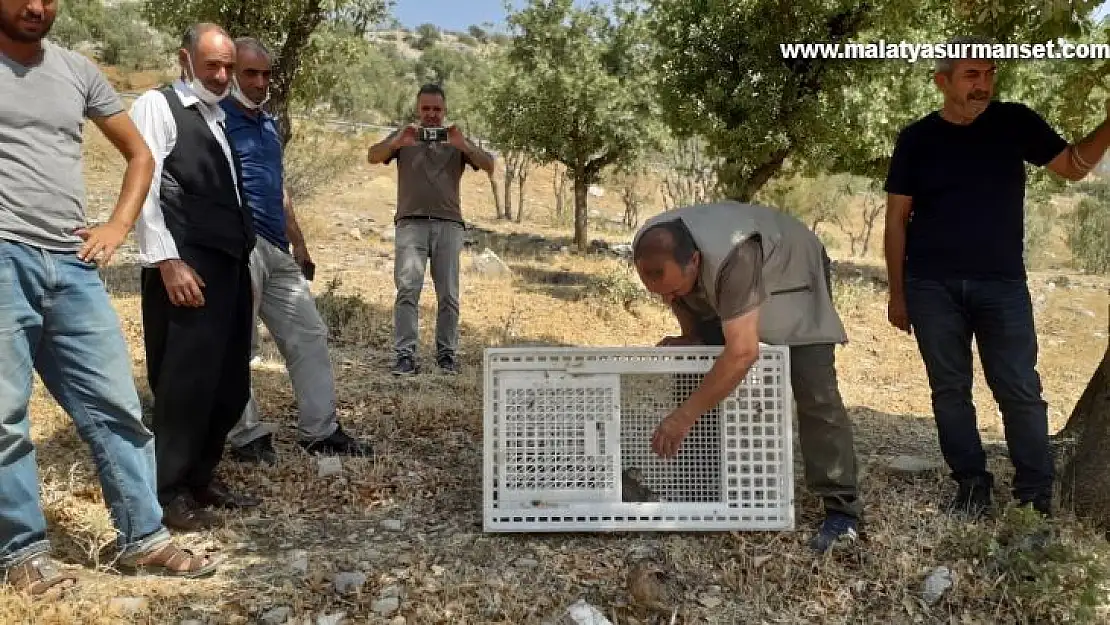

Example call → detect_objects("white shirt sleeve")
128 90 179 266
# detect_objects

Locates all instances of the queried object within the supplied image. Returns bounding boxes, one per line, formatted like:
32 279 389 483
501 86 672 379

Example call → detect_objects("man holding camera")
219 37 372 464
367 83 495 376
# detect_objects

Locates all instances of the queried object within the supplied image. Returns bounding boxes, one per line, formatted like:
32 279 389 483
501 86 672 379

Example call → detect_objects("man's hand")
391 124 419 149
158 259 206 307
447 124 468 151
651 409 698 458
292 243 312 269
657 335 700 347
887 293 911 334
75 219 130 265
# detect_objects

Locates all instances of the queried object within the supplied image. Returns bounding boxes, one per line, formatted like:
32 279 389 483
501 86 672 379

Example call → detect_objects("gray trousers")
393 217 464 359
228 238 339 447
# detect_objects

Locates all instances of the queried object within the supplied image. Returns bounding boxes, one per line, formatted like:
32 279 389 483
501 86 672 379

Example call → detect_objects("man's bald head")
178 22 235 102
633 220 701 303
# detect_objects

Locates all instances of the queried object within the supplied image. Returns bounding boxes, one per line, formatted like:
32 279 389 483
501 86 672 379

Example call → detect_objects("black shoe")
299 425 373 457
192 480 262 509
949 474 993 519
437 353 459 375
229 434 277 466
391 355 418 376
808 511 859 554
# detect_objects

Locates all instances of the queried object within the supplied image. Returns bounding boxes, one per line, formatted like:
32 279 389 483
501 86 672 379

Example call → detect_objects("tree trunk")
1058 299 1110 441
573 170 589 252
515 163 529 223
721 148 790 203
487 170 503 221
503 162 515 220
268 0 327 146
1060 299 1110 528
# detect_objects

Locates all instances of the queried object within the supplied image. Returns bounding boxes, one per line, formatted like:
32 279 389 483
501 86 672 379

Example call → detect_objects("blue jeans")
0 241 169 568
904 277 1053 504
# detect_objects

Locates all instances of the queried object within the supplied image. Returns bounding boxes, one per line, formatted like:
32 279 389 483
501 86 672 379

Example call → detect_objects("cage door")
497 371 622 507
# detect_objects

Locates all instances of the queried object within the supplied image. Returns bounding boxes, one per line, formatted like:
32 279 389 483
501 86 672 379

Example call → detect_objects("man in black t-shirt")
883 36 1110 519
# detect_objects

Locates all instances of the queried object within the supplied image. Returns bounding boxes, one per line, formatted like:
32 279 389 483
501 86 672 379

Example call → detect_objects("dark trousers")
696 320 862 519
140 247 253 504
904 277 1053 504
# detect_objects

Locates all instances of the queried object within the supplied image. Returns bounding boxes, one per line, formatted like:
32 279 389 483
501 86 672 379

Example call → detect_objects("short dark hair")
633 220 698 267
181 23 229 55
234 36 271 62
417 83 446 100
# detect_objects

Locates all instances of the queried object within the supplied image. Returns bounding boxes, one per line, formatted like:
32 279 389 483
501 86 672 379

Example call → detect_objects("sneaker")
229 433 277 466
391 355 418 376
437 353 459 375
808 511 859 553
949 474 993 519
298 425 373 457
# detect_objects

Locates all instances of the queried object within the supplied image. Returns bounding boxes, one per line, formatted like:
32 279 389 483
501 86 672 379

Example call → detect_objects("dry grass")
3 118 1109 625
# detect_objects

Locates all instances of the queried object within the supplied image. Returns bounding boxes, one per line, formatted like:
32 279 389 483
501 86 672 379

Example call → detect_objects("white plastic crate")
482 345 794 532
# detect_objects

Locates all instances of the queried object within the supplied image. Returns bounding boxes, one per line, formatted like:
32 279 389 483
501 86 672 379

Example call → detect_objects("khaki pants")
694 319 862 518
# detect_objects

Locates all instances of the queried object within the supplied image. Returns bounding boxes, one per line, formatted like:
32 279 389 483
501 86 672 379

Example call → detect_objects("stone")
542 599 613 625
372 597 401 617
514 557 539 569
888 455 943 474
348 228 362 240
180 620 205 625
261 607 293 625
752 555 773 569
470 248 512 277
698 594 723 609
381 519 403 531
317 613 346 625
380 227 396 241
391 617 408 625
333 571 367 595
109 597 148 614
289 550 309 575
317 457 343 478
922 566 953 605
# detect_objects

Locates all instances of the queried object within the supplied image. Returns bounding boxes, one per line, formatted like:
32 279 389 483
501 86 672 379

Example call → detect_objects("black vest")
157 85 255 260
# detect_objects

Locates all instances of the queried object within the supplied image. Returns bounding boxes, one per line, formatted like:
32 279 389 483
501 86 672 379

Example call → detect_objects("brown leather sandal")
4 553 78 598
118 541 221 578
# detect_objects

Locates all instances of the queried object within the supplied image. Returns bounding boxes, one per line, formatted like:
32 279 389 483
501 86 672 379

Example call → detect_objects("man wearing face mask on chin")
130 23 260 531
884 36 1110 521
218 37 373 465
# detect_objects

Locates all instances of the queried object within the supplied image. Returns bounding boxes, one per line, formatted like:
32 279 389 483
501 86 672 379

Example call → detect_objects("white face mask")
183 51 229 105
231 75 269 110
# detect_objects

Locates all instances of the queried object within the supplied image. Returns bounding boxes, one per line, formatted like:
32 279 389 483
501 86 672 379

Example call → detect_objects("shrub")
1068 192 1110 274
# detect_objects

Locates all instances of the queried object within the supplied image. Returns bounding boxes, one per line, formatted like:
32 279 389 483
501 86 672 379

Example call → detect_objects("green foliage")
413 23 440 50
141 0 390 142
467 24 489 43
1068 181 1110 273
485 0 663 248
647 0 1108 201
942 505 1110 624
50 0 171 71
282 122 361 204
1023 199 1058 268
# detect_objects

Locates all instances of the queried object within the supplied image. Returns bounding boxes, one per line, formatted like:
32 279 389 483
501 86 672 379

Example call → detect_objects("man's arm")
283 185 307 252
652 308 761 457
459 137 496 174
1046 118 1110 181
884 193 913 333
129 91 179 265
368 127 413 164
130 90 206 307
76 112 154 264
681 309 760 416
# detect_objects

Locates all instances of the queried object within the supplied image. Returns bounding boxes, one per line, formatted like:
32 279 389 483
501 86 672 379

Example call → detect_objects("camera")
418 126 448 142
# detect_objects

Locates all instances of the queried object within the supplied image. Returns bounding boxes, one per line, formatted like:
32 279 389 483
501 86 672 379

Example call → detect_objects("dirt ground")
2 119 1108 625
